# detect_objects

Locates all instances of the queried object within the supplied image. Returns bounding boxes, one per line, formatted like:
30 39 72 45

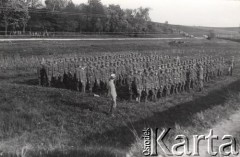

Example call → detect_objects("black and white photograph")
0 0 240 156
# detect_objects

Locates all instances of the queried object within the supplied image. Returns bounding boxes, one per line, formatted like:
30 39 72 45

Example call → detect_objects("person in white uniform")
108 74 117 116
228 56 234 76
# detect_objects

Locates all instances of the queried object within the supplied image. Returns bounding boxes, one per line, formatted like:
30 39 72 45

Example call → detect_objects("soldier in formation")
38 52 232 102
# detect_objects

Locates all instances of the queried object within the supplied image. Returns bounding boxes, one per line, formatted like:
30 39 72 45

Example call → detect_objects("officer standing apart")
108 74 117 116
228 56 234 76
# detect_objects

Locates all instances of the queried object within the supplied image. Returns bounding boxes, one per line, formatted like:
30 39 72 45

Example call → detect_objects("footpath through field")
183 108 240 157
0 37 196 42
204 109 240 157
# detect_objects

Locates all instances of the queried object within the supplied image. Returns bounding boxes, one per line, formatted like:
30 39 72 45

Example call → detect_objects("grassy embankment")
128 79 240 157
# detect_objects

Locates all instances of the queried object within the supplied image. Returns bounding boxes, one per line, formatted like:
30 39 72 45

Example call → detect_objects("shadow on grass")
60 99 101 113
82 79 240 150
0 74 37 83
60 94 111 115
16 78 39 85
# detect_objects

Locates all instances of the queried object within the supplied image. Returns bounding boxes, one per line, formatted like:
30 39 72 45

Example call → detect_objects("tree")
75 3 88 32
124 9 134 32
45 0 68 11
64 0 76 12
56 1 78 32
163 21 169 33
0 0 154 34
86 0 105 32
106 5 126 32
132 7 151 32
88 0 104 14
208 30 216 40
124 7 151 32
95 18 103 32
26 0 43 8
1 0 30 35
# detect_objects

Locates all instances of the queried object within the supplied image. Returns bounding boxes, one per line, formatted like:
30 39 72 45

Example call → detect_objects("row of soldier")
38 53 234 102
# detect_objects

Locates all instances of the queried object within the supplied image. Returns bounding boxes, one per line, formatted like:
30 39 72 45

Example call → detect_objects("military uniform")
198 64 204 91
133 70 143 102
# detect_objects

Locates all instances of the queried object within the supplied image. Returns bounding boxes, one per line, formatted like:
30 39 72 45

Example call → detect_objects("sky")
71 0 240 27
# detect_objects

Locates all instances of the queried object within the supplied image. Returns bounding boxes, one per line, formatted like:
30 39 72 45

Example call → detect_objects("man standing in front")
228 56 234 76
108 74 117 116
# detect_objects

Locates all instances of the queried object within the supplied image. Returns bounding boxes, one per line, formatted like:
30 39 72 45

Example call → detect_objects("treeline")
0 0 170 34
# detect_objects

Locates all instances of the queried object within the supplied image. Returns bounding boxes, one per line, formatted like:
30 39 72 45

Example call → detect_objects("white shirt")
108 79 117 98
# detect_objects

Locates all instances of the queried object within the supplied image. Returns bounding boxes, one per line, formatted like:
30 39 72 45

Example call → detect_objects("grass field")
1 38 240 157
171 25 240 37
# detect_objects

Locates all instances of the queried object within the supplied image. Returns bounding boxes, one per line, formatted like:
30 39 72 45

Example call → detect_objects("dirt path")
211 108 240 141
175 108 240 157
0 37 190 42
198 108 240 157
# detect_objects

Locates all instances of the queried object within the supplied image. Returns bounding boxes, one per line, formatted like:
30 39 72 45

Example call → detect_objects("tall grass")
0 55 41 70
127 92 240 157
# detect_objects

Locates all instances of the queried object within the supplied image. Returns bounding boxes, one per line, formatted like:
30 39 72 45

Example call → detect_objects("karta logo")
142 128 239 156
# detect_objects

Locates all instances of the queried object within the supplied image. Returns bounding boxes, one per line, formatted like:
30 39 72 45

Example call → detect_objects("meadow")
0 38 240 157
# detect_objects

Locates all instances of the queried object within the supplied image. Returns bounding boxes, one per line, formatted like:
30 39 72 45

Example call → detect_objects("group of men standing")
38 53 234 115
